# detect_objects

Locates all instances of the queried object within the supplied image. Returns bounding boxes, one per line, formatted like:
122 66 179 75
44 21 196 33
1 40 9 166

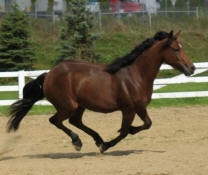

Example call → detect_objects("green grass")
0 97 208 116
149 97 208 108
194 70 208 76
29 16 208 68
151 82 208 107
27 105 56 115
0 105 56 116
0 92 18 100
154 82 208 93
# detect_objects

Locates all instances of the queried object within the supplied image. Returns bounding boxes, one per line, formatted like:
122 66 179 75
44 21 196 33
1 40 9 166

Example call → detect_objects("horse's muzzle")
184 64 195 76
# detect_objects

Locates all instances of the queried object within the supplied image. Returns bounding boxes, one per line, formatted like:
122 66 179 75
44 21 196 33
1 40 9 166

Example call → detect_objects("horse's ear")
169 30 173 38
174 31 181 39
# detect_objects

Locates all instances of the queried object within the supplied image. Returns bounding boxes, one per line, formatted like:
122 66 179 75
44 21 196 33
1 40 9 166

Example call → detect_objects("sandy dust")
0 106 208 175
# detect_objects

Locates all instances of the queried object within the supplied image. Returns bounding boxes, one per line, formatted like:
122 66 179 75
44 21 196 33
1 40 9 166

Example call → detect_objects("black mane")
105 31 171 74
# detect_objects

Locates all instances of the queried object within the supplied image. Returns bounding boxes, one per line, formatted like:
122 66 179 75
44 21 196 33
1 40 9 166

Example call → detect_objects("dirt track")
0 106 208 175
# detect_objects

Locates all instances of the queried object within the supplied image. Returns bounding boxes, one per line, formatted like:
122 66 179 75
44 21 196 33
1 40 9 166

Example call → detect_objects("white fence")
0 62 208 106
0 70 50 106
153 62 208 99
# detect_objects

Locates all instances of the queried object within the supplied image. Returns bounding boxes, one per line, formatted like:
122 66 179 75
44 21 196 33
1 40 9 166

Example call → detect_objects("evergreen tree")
31 0 36 14
47 0 54 14
65 0 71 11
0 3 35 71
57 0 99 63
58 27 76 63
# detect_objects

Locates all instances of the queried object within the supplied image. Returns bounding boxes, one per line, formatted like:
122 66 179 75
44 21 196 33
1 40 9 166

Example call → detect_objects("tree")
58 28 76 63
56 0 100 63
65 0 71 10
47 0 54 14
31 0 36 14
0 3 35 71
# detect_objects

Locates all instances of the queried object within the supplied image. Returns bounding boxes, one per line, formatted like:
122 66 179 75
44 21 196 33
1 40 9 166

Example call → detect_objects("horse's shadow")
25 149 165 159
0 149 165 161
26 150 140 159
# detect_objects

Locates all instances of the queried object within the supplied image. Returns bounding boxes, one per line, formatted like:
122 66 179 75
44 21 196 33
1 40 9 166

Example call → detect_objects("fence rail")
0 62 208 106
0 70 49 106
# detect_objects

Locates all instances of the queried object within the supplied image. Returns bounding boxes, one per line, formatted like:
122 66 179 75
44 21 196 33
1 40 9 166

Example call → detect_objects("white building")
35 0 47 12
0 0 67 13
16 0 31 11
35 0 66 13
171 0 177 7
139 0 160 14
54 0 66 13
0 0 5 12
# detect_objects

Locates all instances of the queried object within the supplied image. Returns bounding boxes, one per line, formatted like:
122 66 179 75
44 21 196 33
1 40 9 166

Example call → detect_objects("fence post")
98 11 102 31
196 7 199 19
18 70 25 99
148 12 152 31
186 0 190 16
52 11 56 25
35 1 37 19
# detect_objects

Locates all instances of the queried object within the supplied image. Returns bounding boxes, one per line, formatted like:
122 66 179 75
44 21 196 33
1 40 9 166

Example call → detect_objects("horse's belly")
77 90 118 113
75 74 118 112
82 103 118 113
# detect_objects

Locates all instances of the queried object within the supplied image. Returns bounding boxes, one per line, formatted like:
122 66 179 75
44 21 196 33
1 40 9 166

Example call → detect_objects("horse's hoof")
99 143 108 154
72 139 82 151
95 141 103 148
73 144 82 151
98 145 104 153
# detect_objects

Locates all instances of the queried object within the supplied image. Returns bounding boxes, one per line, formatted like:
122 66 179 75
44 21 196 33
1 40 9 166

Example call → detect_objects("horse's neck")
133 48 163 84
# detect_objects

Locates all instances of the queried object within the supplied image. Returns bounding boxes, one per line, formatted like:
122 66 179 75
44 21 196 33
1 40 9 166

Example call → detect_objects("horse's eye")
171 47 179 52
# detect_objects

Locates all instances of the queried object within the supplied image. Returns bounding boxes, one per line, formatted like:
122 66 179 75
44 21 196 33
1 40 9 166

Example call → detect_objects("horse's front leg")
100 111 135 153
129 108 152 135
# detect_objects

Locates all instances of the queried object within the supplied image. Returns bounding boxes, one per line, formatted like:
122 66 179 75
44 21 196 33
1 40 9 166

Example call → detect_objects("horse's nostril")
190 65 195 74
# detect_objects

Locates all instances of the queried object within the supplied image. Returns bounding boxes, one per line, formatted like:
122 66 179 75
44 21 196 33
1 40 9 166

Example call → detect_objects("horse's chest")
129 83 153 106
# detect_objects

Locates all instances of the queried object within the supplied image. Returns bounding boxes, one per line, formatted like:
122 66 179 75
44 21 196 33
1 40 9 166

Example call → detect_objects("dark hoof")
99 143 109 154
72 139 82 151
95 141 103 148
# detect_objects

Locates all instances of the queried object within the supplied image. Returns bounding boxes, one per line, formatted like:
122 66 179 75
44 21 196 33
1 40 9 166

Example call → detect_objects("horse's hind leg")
49 112 82 151
69 107 104 148
100 111 135 153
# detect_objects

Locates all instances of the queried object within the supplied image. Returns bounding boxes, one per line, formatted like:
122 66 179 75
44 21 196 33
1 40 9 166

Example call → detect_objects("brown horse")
8 31 195 153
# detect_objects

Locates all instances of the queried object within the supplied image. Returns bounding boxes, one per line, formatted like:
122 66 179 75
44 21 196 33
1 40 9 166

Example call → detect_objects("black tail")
7 73 47 132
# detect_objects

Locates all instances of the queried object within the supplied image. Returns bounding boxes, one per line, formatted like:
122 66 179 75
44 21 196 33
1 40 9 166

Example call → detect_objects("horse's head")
160 31 195 76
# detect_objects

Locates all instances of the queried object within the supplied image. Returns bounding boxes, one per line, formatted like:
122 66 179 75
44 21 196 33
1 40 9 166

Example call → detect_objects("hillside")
31 16 208 70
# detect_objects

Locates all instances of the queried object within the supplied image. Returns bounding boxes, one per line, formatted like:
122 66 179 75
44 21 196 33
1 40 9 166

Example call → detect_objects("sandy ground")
0 106 208 175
